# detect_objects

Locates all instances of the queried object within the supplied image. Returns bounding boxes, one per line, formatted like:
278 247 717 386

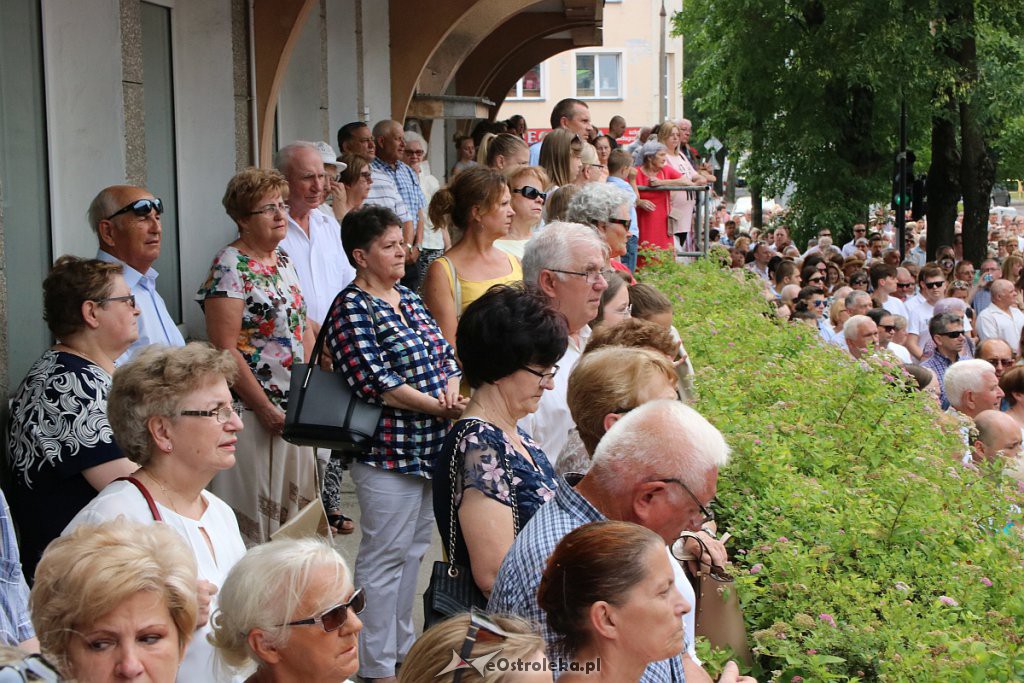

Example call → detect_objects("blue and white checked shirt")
371 158 424 223
489 475 686 682
325 284 459 477
0 490 32 645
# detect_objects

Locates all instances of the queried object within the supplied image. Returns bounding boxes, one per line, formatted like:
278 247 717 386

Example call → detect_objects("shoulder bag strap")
116 476 163 522
439 256 463 320
501 437 521 536
447 419 481 562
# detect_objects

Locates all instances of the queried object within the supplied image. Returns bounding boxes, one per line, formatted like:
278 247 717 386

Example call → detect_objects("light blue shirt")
607 176 640 237
96 249 186 364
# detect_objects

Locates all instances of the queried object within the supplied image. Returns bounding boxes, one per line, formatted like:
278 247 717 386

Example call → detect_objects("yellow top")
440 251 523 314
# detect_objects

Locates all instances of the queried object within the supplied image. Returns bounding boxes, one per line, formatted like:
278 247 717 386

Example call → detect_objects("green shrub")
640 255 1024 682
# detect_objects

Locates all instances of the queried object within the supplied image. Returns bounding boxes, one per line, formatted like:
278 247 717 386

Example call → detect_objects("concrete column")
121 0 146 187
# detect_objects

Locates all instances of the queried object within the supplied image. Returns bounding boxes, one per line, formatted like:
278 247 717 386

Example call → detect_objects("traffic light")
911 174 927 220
891 152 915 212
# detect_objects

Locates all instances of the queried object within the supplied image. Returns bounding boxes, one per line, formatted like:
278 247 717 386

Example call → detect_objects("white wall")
277 6 325 147
172 0 239 339
326 0 361 133
361 0 391 125
41 0 125 259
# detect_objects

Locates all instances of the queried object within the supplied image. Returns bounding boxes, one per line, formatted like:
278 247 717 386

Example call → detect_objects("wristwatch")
405 243 415 253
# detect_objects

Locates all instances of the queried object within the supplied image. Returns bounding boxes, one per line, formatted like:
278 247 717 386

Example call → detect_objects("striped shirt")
325 284 459 477
371 158 424 222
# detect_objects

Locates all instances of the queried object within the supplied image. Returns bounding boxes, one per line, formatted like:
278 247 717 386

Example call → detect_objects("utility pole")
659 0 667 121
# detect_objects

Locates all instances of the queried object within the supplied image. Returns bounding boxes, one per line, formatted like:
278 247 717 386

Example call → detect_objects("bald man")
88 185 185 364
975 279 1024 355
972 410 1023 465
977 338 1015 379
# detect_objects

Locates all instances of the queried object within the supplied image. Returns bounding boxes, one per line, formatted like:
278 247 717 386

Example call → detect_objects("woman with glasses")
324 206 463 682
436 282 569 598
423 166 521 350
210 537 363 683
197 168 318 546
402 133 449 290
6 256 139 580
592 271 633 331
64 343 247 682
32 519 199 683
495 165 550 261
336 153 375 222
434 284 567 596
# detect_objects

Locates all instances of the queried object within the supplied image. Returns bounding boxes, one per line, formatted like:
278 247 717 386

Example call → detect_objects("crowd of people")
3 93 1011 682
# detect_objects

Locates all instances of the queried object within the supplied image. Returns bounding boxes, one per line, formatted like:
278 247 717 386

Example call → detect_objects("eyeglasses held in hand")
284 587 365 632
512 186 547 202
105 197 164 221
180 401 245 424
672 531 734 582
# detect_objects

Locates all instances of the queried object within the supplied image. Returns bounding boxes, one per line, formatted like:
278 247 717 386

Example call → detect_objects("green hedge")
641 255 1024 682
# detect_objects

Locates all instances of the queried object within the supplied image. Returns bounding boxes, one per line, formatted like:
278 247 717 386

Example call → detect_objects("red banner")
525 127 642 146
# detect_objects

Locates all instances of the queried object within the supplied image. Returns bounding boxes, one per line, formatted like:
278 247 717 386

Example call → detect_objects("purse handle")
300 289 380 394
446 420 520 573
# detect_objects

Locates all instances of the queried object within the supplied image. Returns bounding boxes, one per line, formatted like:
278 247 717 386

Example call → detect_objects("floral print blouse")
196 246 306 408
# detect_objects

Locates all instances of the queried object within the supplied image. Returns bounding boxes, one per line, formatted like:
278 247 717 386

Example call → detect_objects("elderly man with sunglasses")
88 185 185 364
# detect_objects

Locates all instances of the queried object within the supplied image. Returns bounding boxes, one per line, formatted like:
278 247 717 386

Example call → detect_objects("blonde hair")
398 614 544 683
503 164 550 191
108 343 238 465
539 129 583 188
569 346 677 455
209 538 352 673
30 519 198 678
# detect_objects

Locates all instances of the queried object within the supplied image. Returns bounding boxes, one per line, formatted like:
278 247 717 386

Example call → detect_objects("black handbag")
282 292 383 453
423 419 519 627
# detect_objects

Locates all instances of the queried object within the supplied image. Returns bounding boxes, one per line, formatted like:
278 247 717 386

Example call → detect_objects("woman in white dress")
64 343 248 683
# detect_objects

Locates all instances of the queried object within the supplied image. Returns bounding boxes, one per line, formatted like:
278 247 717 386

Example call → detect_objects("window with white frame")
507 65 544 100
575 52 621 99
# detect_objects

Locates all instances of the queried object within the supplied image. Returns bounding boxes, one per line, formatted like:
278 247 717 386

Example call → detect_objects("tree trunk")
926 108 960 261
957 3 994 266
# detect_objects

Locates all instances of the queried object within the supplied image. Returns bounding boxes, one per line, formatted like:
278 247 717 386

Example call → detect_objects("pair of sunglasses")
454 609 512 683
513 186 547 201
105 197 164 220
284 588 365 632
0 654 60 682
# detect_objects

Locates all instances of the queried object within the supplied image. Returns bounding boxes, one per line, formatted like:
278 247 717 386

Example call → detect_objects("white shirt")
417 170 445 250
905 294 934 339
519 326 591 466
887 342 912 362
880 295 909 320
64 480 247 683
667 545 700 663
976 304 1024 354
281 210 356 325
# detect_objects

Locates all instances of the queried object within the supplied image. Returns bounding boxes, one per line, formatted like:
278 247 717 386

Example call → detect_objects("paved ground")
330 474 444 638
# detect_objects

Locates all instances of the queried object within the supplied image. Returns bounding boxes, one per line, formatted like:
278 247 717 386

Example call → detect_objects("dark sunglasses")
988 358 1015 367
880 324 897 332
935 329 965 339
0 654 60 682
897 282 915 289
607 218 631 228
284 588 365 632
923 280 947 290
513 186 547 201
454 609 511 683
808 276 826 283
105 197 164 220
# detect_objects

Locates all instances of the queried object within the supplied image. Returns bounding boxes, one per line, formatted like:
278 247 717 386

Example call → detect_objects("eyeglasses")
358 171 373 180
923 280 947 290
808 276 825 283
284 588 365 632
896 282 916 289
854 228 866 233
405 149 425 157
248 203 290 217
105 197 164 221
987 358 1014 367
607 218 631 228
851 279 868 286
513 186 547 201
952 280 970 289
672 531 734 582
880 324 897 332
548 267 614 285
935 329 965 339
812 299 827 308
453 609 511 683
96 294 137 308
521 365 559 385
180 401 244 424
0 654 60 683
651 478 715 524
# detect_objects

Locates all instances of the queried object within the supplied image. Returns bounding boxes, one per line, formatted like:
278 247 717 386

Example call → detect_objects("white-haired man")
520 222 610 464
976 279 1024 355
946 359 1004 465
844 315 879 360
490 399 748 683
89 185 185 364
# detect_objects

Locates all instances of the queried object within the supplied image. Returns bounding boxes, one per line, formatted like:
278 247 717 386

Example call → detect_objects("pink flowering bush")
641 256 1024 681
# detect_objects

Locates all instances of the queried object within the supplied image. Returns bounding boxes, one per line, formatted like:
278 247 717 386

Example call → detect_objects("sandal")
327 512 356 535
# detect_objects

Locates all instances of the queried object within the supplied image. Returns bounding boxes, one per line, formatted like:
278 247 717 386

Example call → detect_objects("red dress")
635 164 683 252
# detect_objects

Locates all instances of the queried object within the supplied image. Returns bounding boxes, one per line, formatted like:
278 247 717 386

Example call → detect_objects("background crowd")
7 95 1007 683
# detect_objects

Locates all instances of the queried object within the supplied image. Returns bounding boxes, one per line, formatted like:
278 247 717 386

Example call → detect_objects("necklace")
140 468 186 516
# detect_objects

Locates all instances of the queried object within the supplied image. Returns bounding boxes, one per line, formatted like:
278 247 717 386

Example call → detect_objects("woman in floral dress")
433 284 567 597
197 168 317 545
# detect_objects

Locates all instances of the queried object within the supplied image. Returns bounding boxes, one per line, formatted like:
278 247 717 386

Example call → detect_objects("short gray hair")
843 314 871 340
209 538 352 673
634 140 667 166
588 399 730 498
274 141 319 176
945 359 996 410
86 187 123 233
565 183 635 227
522 221 609 285
844 290 871 309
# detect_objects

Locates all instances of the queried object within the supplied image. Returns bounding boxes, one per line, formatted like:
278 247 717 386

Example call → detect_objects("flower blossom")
939 596 959 607
818 613 836 627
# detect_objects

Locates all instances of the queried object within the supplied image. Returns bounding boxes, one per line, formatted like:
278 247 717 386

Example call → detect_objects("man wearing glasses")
520 223 610 466
921 313 968 408
869 263 909 320
841 223 867 258
905 264 947 360
893 267 917 302
89 185 185 364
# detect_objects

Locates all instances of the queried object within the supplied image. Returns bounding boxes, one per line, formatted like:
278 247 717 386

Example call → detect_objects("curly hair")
43 256 122 338
222 167 290 222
